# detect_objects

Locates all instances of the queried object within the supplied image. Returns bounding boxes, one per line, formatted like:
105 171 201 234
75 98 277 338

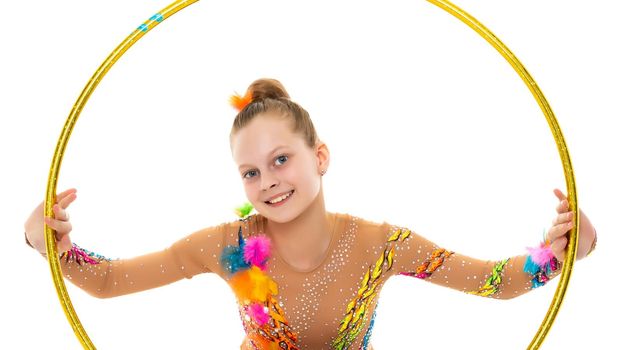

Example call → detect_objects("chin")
258 202 305 224
260 209 298 224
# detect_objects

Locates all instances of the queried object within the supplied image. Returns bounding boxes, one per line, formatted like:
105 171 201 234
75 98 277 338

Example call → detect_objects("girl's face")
230 113 328 223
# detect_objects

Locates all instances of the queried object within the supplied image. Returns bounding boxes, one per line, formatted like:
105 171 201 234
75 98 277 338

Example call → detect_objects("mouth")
264 190 294 206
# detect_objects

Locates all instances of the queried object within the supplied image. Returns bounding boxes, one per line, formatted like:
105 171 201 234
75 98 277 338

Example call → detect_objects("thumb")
57 234 72 254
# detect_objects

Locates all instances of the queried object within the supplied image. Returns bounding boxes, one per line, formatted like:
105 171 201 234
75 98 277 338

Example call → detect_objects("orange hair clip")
229 90 253 111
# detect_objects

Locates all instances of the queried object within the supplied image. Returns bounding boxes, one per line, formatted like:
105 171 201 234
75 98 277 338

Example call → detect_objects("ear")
315 140 330 174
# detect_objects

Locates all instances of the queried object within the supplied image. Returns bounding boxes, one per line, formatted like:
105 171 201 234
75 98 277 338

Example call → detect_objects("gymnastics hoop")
44 0 579 348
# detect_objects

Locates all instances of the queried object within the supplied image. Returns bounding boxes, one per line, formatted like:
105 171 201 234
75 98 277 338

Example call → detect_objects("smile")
265 190 294 206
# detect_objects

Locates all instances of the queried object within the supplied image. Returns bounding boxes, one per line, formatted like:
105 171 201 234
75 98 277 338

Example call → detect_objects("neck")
263 186 333 270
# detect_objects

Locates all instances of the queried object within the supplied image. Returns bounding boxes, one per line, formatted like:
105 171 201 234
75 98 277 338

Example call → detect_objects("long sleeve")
383 223 562 300
43 222 227 299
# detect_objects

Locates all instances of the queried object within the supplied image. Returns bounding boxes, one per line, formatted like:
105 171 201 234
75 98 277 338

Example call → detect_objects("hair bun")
248 78 290 100
230 78 290 112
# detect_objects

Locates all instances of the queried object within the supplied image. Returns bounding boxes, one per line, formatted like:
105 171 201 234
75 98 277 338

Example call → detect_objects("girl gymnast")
25 78 597 350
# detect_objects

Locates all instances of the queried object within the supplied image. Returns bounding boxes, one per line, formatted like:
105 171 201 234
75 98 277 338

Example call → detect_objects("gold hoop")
44 0 578 348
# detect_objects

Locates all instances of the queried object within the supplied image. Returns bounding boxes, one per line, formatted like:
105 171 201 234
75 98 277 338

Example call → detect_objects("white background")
2 0 620 349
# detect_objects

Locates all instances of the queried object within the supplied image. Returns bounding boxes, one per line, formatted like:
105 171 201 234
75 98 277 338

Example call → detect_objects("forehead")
231 114 304 165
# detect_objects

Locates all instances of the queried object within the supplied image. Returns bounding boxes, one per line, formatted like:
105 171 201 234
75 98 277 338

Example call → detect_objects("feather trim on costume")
235 202 255 219
247 302 270 326
243 235 271 271
523 239 560 288
220 245 250 274
229 266 278 302
220 226 278 302
526 241 555 268
220 227 251 274
219 207 294 347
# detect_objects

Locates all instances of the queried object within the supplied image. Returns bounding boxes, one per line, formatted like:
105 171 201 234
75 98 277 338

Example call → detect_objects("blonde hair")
229 78 319 149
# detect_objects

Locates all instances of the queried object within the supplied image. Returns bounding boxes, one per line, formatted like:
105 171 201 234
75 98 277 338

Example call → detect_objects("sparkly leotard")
53 212 561 349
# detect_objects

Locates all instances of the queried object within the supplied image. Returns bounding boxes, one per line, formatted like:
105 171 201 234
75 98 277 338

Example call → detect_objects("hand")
24 188 77 255
546 188 597 261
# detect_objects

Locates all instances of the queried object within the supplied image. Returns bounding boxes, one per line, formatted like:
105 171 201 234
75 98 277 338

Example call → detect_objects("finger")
552 236 567 252
52 203 69 221
57 192 77 210
547 221 574 242
44 216 72 236
556 199 569 214
552 210 574 226
551 236 567 261
55 188 77 201
53 193 77 221
553 188 567 201
45 188 77 209
58 192 78 208
57 234 72 253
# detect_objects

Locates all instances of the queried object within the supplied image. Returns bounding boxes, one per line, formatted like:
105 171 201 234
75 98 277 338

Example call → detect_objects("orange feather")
229 266 278 303
229 90 253 111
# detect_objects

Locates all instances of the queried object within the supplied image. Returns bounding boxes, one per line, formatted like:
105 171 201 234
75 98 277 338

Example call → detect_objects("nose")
261 171 279 192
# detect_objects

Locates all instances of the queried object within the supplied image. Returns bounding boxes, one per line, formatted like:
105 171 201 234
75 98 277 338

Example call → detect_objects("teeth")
268 191 293 204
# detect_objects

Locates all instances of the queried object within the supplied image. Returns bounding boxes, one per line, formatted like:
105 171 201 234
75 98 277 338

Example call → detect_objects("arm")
385 189 597 300
385 226 561 300
25 188 229 299
30 224 227 299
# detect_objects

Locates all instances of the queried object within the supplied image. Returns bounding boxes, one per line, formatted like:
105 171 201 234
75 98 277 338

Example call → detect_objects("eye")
275 155 288 165
243 170 258 179
242 155 288 180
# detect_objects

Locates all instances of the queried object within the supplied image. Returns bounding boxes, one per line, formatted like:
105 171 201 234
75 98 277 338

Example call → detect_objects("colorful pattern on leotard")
523 240 560 289
332 227 414 350
59 243 113 265
467 258 510 297
54 211 570 349
242 293 300 350
360 302 378 350
398 248 454 279
221 215 300 349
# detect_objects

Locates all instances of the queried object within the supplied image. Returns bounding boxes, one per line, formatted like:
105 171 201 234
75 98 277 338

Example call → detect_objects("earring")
320 170 326 176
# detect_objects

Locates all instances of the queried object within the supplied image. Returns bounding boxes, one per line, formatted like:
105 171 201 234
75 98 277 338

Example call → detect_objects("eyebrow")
238 145 289 170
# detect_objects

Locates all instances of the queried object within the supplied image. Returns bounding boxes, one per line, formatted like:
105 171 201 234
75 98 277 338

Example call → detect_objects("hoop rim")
44 0 578 349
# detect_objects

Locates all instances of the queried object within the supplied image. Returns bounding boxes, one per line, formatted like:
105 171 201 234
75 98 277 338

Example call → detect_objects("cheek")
281 165 300 182
243 183 258 200
283 160 311 184
290 164 320 192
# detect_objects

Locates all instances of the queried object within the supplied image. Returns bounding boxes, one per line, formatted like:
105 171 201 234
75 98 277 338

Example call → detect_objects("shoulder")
340 212 391 228
337 212 400 240
182 216 248 244
219 214 266 241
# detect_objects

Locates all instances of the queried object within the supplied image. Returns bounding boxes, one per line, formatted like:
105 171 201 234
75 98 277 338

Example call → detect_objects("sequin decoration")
467 258 509 297
332 227 411 350
332 258 379 349
398 248 454 279
360 301 378 350
59 243 113 265
243 294 300 350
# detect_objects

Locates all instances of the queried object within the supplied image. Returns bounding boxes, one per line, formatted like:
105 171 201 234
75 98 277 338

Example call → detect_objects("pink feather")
247 302 270 325
526 241 555 267
243 235 271 269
